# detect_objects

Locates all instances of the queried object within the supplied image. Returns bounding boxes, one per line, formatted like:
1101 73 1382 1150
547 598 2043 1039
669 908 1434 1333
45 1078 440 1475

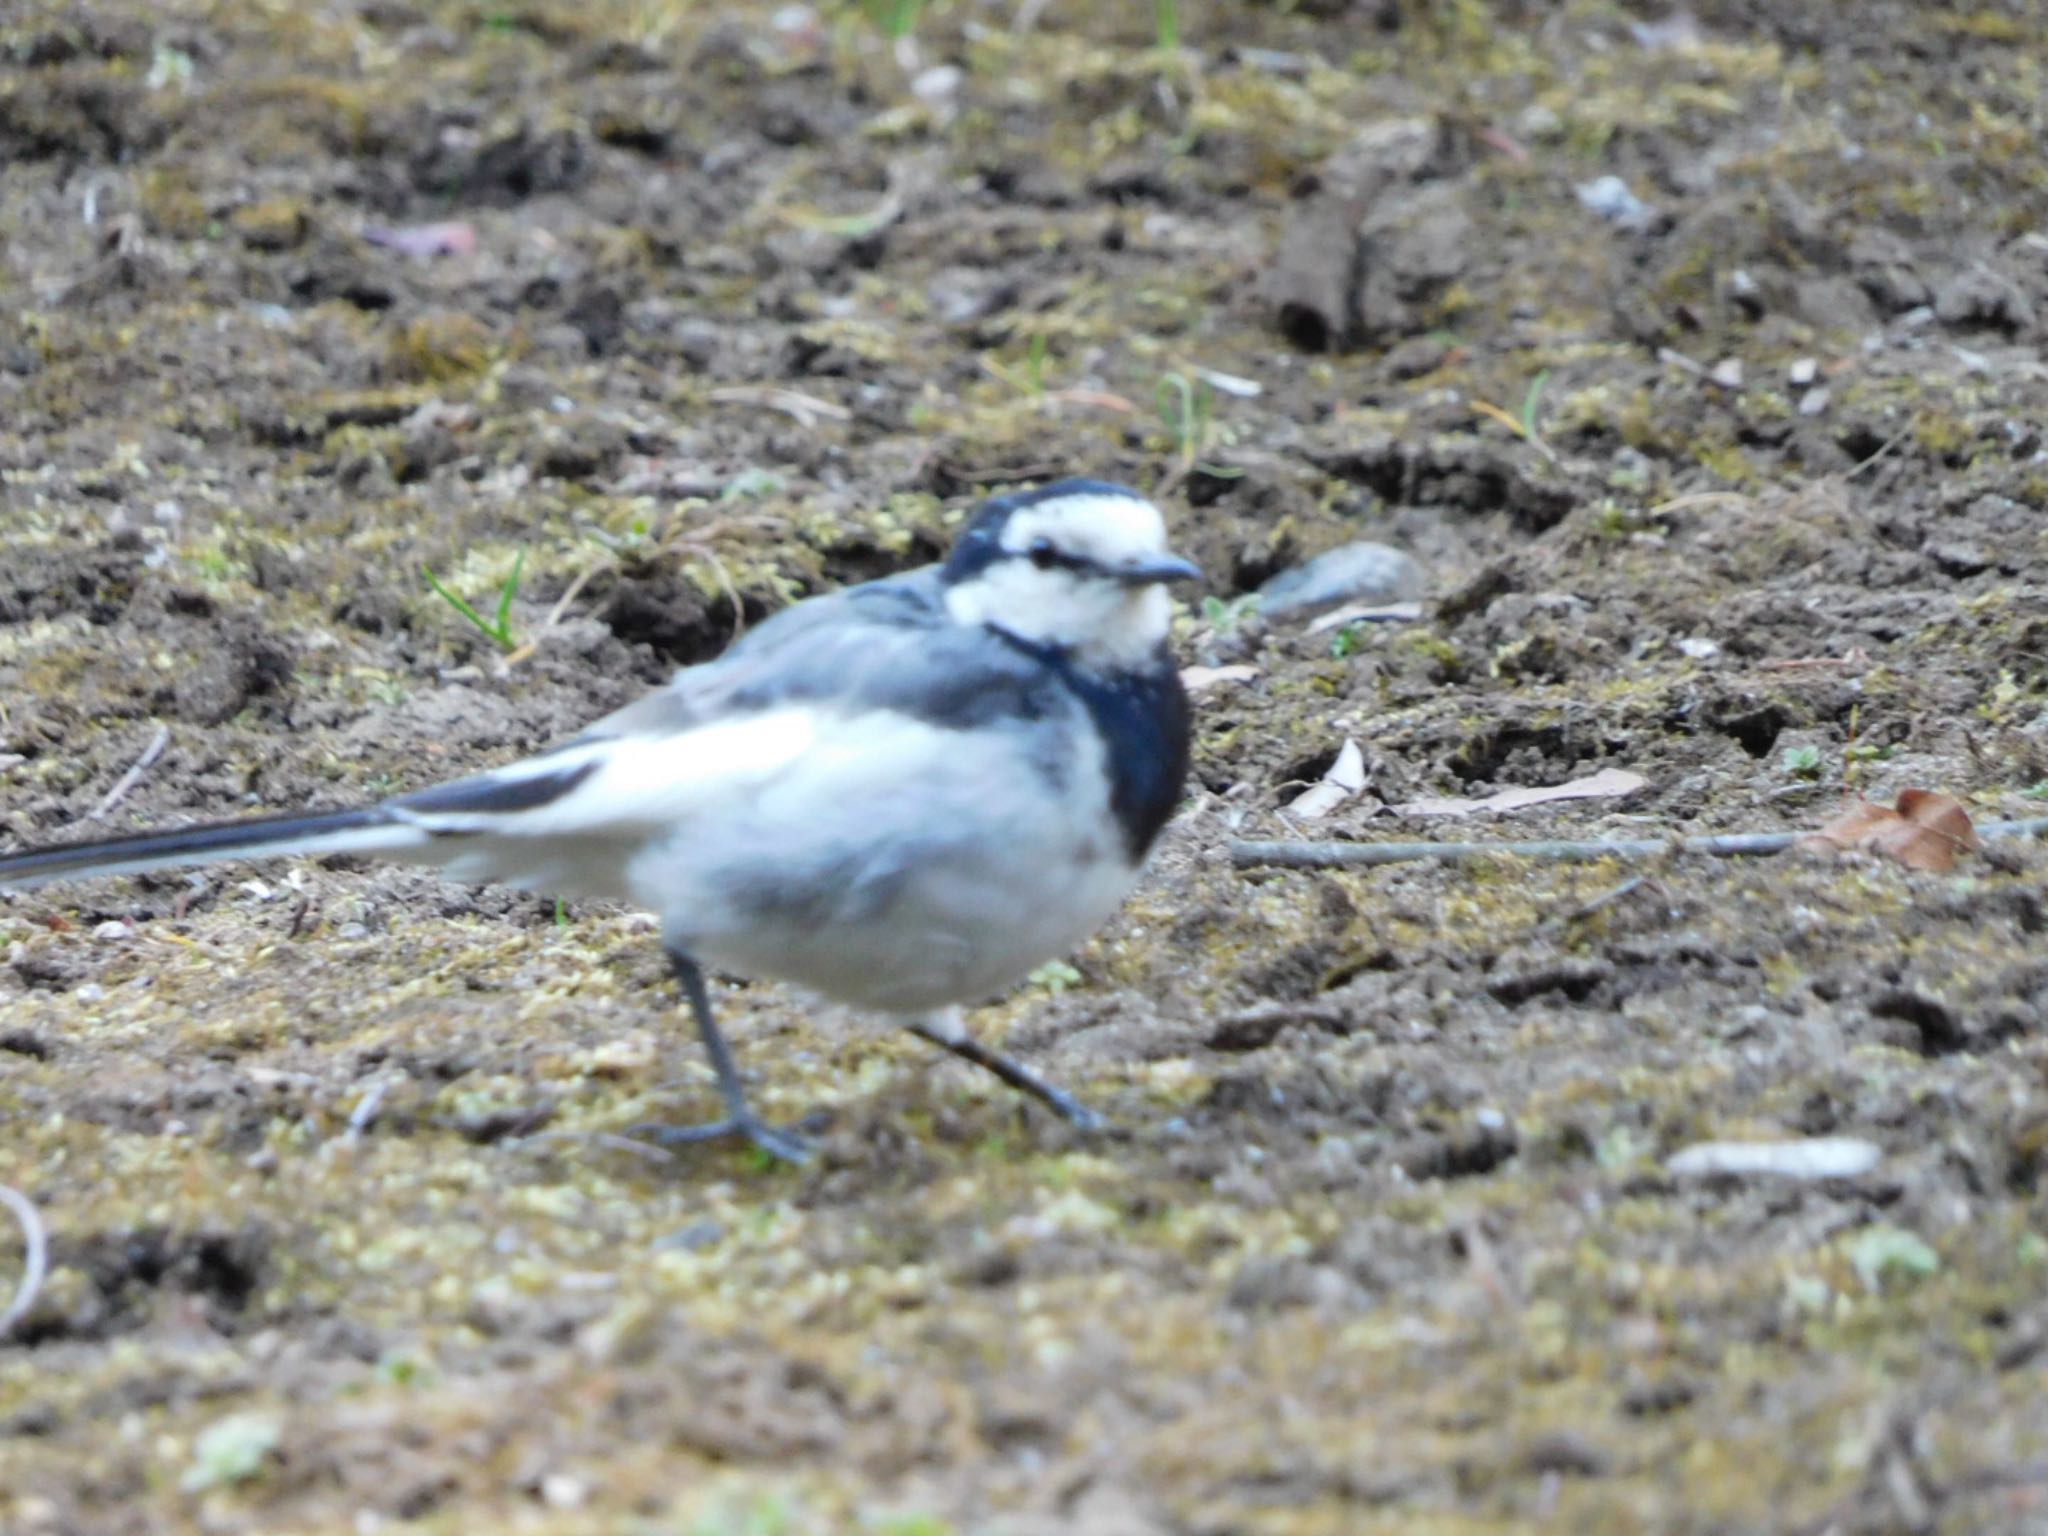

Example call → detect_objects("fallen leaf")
181 1412 281 1492
1288 738 1365 819
1396 767 1647 819
1850 1225 1940 1293
1180 664 1260 694
1667 1137 1881 1181
363 220 477 258
1194 366 1264 398
1304 600 1426 635
1796 789 1979 873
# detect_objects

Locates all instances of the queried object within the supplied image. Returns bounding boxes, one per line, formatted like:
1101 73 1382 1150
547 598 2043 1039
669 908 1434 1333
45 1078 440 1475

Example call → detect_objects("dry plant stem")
0 1184 49 1340
1231 816 2048 870
87 723 169 821
541 558 607 630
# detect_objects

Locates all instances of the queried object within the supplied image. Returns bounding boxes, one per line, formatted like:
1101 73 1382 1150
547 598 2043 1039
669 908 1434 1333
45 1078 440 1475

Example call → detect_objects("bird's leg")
905 1009 1102 1132
628 953 814 1165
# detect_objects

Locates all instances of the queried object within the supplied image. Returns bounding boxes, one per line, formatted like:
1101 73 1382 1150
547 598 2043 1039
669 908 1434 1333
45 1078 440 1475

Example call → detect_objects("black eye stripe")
1021 541 1102 575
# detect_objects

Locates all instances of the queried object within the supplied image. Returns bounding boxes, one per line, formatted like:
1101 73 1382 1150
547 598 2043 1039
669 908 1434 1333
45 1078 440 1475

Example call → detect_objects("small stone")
1676 636 1720 660
1575 175 1656 231
1934 265 2035 333
910 64 962 105
92 920 130 942
539 1473 588 1510
1257 541 1427 620
1383 335 1451 379
1798 385 1831 416
1708 357 1743 388
654 1220 725 1253
181 1413 282 1493
1923 539 1991 578
229 199 309 251
1788 356 1818 385
1237 46 1309 76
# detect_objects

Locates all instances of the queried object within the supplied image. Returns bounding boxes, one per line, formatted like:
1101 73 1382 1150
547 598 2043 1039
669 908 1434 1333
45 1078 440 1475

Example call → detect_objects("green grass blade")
423 569 495 638
1154 0 1181 50
492 548 526 644
1519 370 1550 437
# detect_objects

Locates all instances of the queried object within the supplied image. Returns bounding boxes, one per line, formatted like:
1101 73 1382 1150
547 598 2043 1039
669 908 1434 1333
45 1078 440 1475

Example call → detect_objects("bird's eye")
1027 538 1059 569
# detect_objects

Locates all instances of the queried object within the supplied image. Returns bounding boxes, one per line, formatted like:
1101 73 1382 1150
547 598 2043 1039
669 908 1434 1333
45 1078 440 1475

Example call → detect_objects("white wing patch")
389 709 819 839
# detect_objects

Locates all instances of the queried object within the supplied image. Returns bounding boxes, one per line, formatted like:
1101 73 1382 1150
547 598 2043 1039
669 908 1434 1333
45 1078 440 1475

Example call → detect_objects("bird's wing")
0 567 1031 897
383 570 1055 846
571 565 947 742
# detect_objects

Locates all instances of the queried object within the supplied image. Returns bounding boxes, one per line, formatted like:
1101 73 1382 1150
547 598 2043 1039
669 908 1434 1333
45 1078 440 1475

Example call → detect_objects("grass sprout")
859 0 924 40
1471 369 1560 465
1156 370 1242 489
1153 0 1181 51
423 549 526 652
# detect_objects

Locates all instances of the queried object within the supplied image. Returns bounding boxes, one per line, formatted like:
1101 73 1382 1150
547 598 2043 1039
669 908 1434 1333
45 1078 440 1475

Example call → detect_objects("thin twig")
1565 874 1649 921
542 557 608 631
342 1076 392 1147
1231 817 2048 870
511 1128 677 1165
0 1185 49 1341
1843 415 1919 480
1757 650 1869 672
674 542 748 646
707 385 850 428
1647 491 1754 517
87 724 169 821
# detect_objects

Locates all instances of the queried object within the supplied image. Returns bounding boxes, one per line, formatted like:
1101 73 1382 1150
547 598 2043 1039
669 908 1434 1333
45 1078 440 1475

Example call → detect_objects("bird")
0 478 1199 1163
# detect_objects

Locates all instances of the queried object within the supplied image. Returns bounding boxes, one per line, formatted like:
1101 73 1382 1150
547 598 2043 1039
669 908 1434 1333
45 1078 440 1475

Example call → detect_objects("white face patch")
998 493 1171 568
942 491 1183 667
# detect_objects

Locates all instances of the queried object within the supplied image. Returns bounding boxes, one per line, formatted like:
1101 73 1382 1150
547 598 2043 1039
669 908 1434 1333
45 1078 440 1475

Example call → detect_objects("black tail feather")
0 807 396 889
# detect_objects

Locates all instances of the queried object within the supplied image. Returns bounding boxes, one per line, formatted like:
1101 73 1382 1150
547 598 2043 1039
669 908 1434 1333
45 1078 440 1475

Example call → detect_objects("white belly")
620 706 1141 1015
690 835 1137 1013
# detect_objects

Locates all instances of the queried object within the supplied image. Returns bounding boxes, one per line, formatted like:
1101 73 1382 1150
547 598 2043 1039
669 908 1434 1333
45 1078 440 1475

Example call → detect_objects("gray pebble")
1257 541 1427 620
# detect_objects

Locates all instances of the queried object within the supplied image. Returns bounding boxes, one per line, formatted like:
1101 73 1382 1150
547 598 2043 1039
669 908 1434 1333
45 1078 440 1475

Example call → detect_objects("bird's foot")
904 1014 1104 1133
625 1112 820 1166
1036 1084 1105 1133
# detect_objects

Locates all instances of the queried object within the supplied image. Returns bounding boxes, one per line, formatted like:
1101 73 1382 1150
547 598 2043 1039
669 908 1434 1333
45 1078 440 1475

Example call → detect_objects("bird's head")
940 480 1199 667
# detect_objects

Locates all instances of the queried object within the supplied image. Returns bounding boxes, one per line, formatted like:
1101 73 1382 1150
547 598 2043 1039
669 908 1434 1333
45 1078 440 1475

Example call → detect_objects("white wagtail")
0 479 1199 1162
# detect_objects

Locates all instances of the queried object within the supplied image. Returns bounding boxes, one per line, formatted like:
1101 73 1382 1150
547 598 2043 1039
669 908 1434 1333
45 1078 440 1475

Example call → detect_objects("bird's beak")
1114 552 1202 586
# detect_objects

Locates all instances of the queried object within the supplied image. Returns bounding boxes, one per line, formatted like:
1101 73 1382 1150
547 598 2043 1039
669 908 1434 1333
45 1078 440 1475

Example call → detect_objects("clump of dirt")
5 2 2048 1533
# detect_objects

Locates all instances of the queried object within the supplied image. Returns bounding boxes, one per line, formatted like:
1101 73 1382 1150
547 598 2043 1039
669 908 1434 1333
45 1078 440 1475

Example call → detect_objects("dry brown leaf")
1796 789 1979 873
1396 767 1647 819
1288 738 1366 819
1304 600 1426 635
363 220 477 258
1180 664 1261 694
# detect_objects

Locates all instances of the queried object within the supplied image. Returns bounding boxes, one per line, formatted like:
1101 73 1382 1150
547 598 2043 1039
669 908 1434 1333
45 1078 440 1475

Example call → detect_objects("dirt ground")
4 0 2048 1531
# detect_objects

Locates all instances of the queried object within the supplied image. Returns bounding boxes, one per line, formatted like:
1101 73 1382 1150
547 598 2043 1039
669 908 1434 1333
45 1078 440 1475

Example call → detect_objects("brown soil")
4 2 2048 1533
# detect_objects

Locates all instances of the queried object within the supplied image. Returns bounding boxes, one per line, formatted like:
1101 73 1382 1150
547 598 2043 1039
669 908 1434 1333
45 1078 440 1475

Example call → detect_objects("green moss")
386 312 496 384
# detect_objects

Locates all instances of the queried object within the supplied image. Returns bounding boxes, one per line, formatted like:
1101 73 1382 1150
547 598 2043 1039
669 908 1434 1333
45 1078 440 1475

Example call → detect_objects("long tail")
2 713 795 900
0 807 430 891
